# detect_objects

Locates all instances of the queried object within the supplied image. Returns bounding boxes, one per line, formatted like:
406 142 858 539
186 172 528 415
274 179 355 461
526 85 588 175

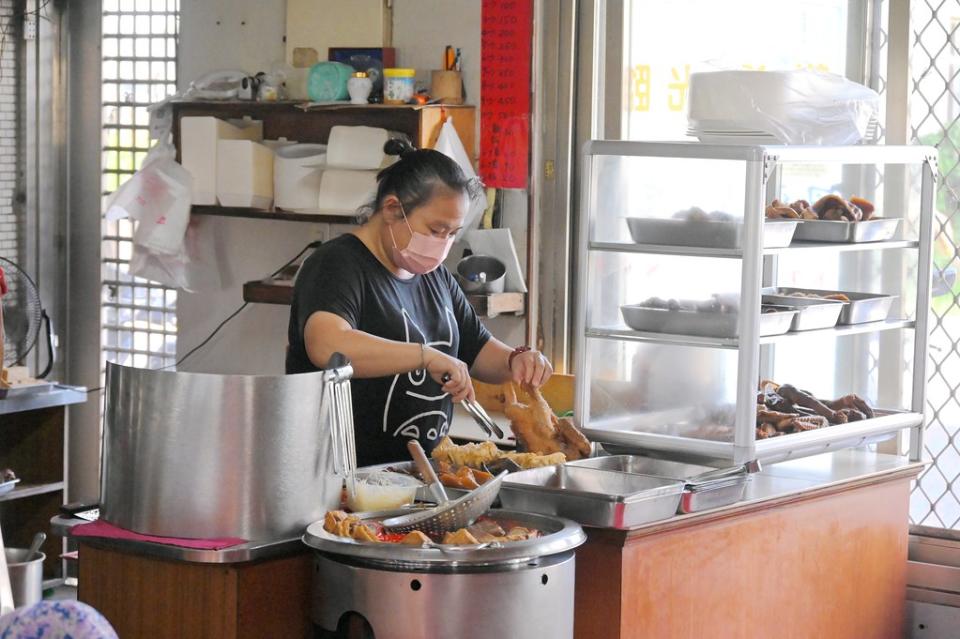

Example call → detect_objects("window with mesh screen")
101 0 179 370
0 1 24 266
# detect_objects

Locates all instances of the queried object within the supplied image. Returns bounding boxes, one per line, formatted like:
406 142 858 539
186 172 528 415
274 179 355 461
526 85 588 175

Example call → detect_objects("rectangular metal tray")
761 294 845 331
566 455 748 513
625 218 799 249
792 218 901 243
619 304 797 339
499 465 685 529
765 288 897 325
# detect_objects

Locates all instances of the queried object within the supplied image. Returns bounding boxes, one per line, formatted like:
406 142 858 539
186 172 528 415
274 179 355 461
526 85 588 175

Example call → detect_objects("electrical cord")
165 240 322 370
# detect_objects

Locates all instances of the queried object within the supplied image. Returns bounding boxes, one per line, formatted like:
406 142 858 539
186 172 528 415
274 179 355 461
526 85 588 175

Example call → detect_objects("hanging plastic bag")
105 140 193 256
129 216 222 292
687 70 880 145
433 117 486 239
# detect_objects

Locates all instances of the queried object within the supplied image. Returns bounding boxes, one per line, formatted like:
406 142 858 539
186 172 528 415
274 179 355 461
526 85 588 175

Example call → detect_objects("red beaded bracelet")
507 346 532 371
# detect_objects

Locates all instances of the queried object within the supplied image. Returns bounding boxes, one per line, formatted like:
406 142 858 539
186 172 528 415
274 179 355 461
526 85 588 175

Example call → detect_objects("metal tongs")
442 373 504 439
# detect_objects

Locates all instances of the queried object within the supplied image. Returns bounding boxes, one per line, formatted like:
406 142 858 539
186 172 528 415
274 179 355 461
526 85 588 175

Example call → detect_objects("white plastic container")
346 471 422 512
180 116 262 205
316 169 378 215
274 143 327 211
326 125 394 170
216 139 275 209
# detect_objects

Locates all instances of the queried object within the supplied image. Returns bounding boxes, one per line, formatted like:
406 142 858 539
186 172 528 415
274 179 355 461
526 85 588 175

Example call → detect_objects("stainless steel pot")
457 255 506 294
4 549 44 608
100 362 348 540
304 509 585 638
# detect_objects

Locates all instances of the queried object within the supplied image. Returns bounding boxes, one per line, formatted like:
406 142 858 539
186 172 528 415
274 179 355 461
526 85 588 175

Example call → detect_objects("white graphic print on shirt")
383 306 457 440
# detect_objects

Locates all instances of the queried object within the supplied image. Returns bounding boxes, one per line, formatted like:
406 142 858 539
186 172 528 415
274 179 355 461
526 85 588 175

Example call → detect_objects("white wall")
175 0 528 375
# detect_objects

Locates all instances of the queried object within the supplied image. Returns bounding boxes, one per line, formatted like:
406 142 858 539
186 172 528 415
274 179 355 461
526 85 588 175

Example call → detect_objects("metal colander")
380 440 506 536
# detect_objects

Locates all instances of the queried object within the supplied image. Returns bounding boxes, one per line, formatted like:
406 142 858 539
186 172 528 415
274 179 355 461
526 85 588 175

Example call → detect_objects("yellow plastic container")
383 68 417 104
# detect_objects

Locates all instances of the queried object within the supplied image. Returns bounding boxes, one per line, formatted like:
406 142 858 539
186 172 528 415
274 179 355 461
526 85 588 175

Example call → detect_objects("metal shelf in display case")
574 141 937 465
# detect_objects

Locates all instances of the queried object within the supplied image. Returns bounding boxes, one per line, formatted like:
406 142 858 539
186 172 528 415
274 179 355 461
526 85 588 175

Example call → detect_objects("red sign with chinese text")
480 0 532 189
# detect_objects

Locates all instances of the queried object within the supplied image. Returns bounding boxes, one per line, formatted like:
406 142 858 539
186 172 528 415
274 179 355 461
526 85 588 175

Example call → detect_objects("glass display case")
575 142 937 464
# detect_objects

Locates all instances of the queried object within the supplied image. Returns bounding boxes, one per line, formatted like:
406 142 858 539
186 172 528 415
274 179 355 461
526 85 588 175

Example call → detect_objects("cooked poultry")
756 380 875 437
825 394 875 419
503 451 567 468
504 383 591 461
765 195 876 222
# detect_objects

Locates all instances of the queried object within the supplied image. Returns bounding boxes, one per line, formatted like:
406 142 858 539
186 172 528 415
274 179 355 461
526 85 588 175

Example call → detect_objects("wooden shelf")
242 279 525 319
192 205 359 225
0 481 64 503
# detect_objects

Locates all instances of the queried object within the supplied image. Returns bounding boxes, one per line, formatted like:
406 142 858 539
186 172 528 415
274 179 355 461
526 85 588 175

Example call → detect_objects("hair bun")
383 138 416 157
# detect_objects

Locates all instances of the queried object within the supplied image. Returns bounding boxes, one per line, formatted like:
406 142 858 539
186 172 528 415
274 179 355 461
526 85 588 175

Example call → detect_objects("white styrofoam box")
325 126 394 170
274 143 327 211
180 116 263 205
216 139 275 209
316 169 378 215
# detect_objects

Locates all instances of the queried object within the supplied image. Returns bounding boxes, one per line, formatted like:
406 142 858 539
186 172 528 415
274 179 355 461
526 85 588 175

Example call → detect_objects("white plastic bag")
434 117 486 239
129 216 223 292
687 70 880 145
105 140 193 256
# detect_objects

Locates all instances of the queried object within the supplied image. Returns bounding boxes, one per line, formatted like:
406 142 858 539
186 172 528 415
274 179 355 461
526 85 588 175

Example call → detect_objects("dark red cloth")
72 520 246 550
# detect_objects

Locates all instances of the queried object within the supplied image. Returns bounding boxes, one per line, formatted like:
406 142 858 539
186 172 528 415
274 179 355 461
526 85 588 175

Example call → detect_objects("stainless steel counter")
0 384 87 415
626 449 924 534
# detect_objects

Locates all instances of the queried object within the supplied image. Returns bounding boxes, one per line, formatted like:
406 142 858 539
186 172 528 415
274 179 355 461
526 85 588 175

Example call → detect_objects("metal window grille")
905 0 960 530
0 1 23 264
100 0 179 371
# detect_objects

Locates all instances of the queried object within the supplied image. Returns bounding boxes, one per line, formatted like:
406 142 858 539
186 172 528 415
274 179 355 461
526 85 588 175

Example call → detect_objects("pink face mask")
388 205 455 275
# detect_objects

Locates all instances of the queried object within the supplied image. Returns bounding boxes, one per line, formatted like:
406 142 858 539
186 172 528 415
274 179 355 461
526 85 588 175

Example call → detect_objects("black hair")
360 138 483 219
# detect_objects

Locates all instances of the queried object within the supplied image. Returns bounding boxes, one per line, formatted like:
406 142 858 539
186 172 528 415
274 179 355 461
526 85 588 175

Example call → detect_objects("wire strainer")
381 440 506 536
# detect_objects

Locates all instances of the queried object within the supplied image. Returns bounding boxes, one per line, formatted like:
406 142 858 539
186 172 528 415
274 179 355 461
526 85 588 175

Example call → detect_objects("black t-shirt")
286 234 492 466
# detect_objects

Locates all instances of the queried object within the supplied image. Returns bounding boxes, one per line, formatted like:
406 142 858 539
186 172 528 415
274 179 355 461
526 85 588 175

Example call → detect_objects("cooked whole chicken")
503 383 592 461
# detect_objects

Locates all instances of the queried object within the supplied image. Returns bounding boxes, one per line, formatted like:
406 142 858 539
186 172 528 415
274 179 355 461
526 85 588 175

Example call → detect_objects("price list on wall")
480 0 532 189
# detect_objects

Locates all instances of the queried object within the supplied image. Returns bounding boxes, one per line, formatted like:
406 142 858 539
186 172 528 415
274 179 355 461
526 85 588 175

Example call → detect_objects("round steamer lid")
302 509 585 569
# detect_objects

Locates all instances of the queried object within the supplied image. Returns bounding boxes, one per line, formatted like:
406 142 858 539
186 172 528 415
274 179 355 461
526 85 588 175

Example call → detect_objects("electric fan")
0 256 54 389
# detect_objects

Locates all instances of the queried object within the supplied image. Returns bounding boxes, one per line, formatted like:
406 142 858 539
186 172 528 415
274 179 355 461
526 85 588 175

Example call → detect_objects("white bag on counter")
317 169 378 215
326 125 396 169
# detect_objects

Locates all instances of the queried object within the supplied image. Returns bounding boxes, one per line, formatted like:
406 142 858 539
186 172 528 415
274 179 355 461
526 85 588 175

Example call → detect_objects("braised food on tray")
766 195 877 222
756 379 875 438
779 290 850 302
637 295 737 314
672 207 736 223
504 384 592 461
323 510 541 546
430 436 568 471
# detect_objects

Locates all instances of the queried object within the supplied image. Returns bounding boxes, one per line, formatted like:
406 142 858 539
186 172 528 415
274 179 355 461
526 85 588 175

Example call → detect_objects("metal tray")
0 381 56 400
625 218 799 249
763 288 896 325
567 456 748 514
620 305 797 339
761 294 846 331
498 465 684 529
792 218 901 243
